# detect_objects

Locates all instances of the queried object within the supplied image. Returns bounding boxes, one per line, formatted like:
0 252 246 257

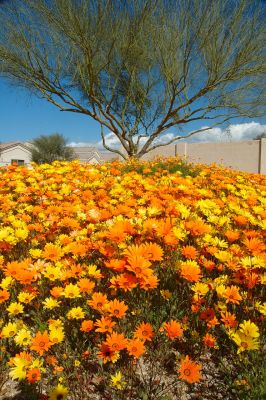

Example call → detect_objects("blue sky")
0 79 265 147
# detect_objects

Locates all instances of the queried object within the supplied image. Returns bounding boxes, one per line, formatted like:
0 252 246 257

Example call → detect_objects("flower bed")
0 158 265 399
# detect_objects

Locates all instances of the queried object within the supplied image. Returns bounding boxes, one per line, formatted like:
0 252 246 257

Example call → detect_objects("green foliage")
30 133 75 164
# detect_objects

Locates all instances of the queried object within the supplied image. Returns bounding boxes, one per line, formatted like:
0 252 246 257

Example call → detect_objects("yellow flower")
160 290 172 300
48 319 64 330
63 283 81 299
49 328 65 344
87 264 102 279
48 384 68 400
216 284 227 298
9 357 29 380
1 322 18 338
14 229 29 240
43 297 60 310
74 360 80 367
67 307 85 320
0 276 14 290
29 248 43 259
14 329 32 346
255 301 266 316
110 371 126 390
43 265 62 281
239 320 259 338
191 282 209 296
232 332 259 353
18 291 36 304
7 302 24 316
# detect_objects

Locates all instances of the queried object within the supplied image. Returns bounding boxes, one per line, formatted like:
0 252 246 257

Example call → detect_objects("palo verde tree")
0 0 265 159
30 133 75 164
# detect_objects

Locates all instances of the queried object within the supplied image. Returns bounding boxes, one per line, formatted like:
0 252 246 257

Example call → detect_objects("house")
0 141 32 166
0 141 119 166
71 147 119 164
71 146 103 164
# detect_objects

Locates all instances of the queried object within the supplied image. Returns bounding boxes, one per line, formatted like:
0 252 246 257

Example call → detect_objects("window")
11 159 25 165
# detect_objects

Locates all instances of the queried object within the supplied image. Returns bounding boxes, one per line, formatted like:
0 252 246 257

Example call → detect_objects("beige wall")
141 138 266 174
0 145 32 166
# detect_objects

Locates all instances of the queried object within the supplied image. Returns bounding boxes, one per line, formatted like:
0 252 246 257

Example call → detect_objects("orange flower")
26 368 41 383
178 356 202 384
182 246 197 260
220 311 238 328
31 331 52 355
0 289 10 303
224 286 242 304
163 320 183 340
80 320 94 333
140 242 164 261
87 292 108 311
139 274 159 290
126 254 152 277
104 332 128 351
50 286 63 298
97 343 119 364
42 243 62 261
108 299 128 319
225 230 240 242
243 238 265 255
203 333 216 348
200 308 215 321
134 322 154 342
95 316 116 333
127 338 145 358
185 220 210 236
180 261 202 282
105 259 126 272
233 215 248 226
115 273 138 291
77 278 95 293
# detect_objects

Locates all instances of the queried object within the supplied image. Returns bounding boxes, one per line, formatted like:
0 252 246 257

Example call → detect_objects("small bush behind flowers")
0 158 265 399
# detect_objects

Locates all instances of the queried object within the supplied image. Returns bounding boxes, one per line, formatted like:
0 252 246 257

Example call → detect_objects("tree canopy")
30 133 75 164
0 0 265 158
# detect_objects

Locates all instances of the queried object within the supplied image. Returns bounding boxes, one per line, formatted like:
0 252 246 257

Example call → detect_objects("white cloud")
184 122 266 143
68 122 266 149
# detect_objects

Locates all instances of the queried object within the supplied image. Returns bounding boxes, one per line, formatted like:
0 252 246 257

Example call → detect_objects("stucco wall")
183 140 261 174
0 146 32 166
138 139 266 174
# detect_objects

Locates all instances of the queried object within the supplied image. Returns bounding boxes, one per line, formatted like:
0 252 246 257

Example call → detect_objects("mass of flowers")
0 158 265 399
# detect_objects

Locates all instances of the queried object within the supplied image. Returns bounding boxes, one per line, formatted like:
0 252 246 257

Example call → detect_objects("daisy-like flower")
180 261 202 282
110 371 126 390
223 286 242 304
163 320 183 340
239 320 260 338
1 322 18 338
127 338 145 358
108 299 128 319
95 316 116 333
14 328 32 346
43 297 60 310
97 343 119 364
48 383 68 400
31 331 52 355
80 320 94 333
63 283 81 299
134 322 154 342
67 307 85 320
7 302 24 316
178 356 202 384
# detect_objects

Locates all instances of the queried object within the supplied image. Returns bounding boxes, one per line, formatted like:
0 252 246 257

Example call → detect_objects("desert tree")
0 0 265 159
30 133 75 164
